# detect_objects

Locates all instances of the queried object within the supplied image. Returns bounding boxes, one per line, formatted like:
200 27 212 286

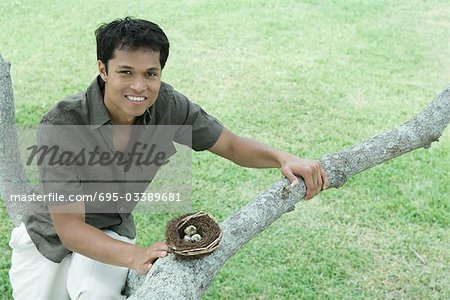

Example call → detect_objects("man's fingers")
283 167 299 186
150 242 169 251
282 161 328 200
148 250 168 261
316 171 322 195
146 263 153 273
306 163 322 199
320 165 329 190
303 174 314 200
144 245 169 265
138 263 153 275
317 163 323 190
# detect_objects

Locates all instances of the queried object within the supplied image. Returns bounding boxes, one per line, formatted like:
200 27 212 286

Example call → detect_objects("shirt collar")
87 76 111 130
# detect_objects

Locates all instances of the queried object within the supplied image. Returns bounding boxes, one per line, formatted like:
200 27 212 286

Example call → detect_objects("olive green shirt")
24 76 223 263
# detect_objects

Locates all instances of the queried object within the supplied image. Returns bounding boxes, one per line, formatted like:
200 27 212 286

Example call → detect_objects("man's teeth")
127 96 146 102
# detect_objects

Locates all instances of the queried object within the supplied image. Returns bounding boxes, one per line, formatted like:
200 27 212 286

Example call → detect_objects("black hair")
95 17 170 72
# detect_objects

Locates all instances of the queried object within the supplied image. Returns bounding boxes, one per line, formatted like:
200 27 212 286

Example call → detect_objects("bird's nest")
166 211 222 259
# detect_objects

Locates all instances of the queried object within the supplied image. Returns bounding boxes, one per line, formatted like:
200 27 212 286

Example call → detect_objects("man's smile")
126 95 147 103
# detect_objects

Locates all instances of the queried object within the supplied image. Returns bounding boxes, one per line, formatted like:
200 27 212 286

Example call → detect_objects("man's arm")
49 202 168 275
208 128 328 200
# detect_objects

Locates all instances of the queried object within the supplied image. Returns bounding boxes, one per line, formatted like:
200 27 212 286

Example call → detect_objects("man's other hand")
131 242 169 275
279 153 328 200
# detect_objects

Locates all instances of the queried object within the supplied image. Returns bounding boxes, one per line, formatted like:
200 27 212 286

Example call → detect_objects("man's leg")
9 223 71 300
66 230 135 300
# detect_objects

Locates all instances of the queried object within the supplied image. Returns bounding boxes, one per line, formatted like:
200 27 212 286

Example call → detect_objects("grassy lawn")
1 0 449 299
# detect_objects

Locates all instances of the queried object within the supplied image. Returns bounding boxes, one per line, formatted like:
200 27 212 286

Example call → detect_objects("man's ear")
97 60 108 82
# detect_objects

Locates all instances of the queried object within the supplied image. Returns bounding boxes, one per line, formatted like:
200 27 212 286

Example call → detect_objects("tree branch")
125 87 449 298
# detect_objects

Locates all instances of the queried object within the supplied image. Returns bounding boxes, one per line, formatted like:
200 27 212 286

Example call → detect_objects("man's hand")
278 153 328 200
131 242 169 275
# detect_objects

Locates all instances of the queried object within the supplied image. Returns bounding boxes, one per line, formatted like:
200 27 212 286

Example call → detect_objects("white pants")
9 223 135 300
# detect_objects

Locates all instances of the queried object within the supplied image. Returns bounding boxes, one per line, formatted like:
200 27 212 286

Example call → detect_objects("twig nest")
166 211 222 259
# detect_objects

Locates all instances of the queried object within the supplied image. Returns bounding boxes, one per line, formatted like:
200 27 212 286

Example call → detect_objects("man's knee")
66 253 129 300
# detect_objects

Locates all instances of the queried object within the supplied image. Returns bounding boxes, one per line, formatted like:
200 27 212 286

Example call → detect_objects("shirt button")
118 206 125 213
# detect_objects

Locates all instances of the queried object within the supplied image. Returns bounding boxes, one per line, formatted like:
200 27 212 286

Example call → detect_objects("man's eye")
146 72 158 77
119 70 131 75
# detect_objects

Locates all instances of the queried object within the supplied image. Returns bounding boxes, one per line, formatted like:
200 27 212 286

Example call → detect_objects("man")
9 17 327 299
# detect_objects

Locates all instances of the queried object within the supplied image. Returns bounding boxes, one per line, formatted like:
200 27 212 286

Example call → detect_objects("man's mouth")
126 95 147 103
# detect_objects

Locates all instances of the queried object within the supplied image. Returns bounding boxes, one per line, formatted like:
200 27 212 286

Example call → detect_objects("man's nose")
130 77 146 93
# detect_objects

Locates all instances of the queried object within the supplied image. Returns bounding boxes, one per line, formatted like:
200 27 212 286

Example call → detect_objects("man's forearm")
209 128 287 168
209 128 327 198
224 136 286 168
58 218 139 269
50 202 168 274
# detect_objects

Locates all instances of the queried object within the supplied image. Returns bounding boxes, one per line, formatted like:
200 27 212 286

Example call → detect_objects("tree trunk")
1 55 449 299
0 55 31 226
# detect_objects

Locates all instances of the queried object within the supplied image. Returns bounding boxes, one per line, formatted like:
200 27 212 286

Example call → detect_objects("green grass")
1 0 449 299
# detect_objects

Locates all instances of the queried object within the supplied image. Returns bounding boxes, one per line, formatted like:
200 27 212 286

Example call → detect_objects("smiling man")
9 17 327 299
100 48 162 125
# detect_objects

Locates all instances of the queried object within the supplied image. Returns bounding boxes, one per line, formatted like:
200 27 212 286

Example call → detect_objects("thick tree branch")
125 87 450 299
320 89 450 188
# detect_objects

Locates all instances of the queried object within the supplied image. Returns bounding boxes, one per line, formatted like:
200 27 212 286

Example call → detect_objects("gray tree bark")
1 54 449 299
0 55 32 226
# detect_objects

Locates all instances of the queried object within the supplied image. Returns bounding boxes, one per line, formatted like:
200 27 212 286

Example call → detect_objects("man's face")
98 48 161 125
